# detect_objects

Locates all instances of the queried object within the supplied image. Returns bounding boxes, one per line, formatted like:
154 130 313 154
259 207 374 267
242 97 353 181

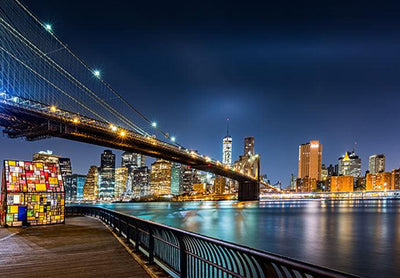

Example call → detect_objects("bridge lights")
151 122 157 128
93 70 101 78
50 106 56 112
171 136 176 142
205 156 211 162
44 24 52 32
120 130 126 137
73 117 79 124
109 124 117 132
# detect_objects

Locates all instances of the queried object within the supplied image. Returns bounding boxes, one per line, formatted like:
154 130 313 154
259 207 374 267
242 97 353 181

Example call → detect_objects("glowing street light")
44 24 52 32
151 122 157 128
171 136 176 142
73 117 79 124
50 106 56 112
93 70 101 78
120 130 126 137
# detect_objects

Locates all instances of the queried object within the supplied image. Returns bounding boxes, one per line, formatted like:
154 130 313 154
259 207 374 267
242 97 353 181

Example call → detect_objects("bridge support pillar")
238 181 260 201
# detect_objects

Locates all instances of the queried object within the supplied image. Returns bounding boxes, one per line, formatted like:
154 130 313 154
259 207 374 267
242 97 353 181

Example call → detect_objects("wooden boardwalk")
0 216 150 278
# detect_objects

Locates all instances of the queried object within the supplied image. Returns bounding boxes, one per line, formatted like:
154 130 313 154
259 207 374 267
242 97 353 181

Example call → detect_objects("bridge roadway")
0 216 152 277
0 93 265 200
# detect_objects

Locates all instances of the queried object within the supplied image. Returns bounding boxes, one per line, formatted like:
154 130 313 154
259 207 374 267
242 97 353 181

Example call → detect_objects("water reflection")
98 199 400 277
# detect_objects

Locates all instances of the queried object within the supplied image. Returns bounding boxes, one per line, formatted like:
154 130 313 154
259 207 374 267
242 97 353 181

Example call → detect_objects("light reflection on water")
97 199 400 278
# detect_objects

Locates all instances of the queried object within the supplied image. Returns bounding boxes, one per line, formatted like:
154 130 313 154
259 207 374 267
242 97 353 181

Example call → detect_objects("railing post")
126 216 130 243
134 221 140 252
148 225 154 264
178 233 187 278
118 215 122 236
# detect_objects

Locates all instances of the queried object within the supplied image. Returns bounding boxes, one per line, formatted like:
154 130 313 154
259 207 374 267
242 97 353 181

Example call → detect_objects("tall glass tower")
222 119 232 165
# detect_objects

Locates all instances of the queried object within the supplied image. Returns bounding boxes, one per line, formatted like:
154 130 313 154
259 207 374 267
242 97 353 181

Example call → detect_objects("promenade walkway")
0 216 150 278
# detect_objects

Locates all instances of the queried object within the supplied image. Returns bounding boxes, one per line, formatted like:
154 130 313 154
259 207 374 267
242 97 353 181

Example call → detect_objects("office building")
214 176 226 194
83 166 99 201
234 137 260 178
391 169 400 190
115 167 128 199
65 174 86 202
298 140 322 180
327 164 338 177
121 151 145 173
366 172 393 191
98 150 115 200
150 159 172 196
171 164 181 195
338 151 361 177
296 177 317 192
330 176 354 192
369 154 385 174
132 166 151 197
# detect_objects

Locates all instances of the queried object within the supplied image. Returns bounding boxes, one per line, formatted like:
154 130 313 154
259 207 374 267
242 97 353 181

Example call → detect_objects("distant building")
193 183 207 194
59 158 72 179
244 137 255 156
290 174 297 191
83 166 99 201
366 172 393 191
391 169 400 190
222 120 233 165
321 164 328 181
338 151 361 177
115 167 128 199
171 163 181 195
234 137 259 178
330 176 354 192
327 164 338 176
98 150 115 200
214 176 226 194
296 177 317 192
298 140 322 181
65 174 86 202
150 159 172 196
180 165 196 194
368 154 385 174
121 152 145 173
132 166 151 197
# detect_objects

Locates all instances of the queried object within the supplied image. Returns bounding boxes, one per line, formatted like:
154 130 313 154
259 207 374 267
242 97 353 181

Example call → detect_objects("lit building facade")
65 174 86 202
121 151 145 172
98 150 115 200
391 169 400 190
171 163 181 195
59 158 73 179
298 140 322 180
368 154 385 174
115 167 128 199
150 159 172 196
295 177 317 192
234 137 260 178
366 172 393 191
83 166 99 201
132 166 151 197
330 176 354 192
214 176 226 194
338 151 361 177
222 136 233 165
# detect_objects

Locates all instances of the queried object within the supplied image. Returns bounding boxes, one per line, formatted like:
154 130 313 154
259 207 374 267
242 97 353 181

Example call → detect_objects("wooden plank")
0 216 150 277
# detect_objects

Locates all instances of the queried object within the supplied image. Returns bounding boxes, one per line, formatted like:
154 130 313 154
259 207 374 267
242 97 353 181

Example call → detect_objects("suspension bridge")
0 0 276 200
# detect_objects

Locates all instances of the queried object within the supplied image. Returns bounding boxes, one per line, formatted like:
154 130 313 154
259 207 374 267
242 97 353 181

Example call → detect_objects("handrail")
66 206 359 278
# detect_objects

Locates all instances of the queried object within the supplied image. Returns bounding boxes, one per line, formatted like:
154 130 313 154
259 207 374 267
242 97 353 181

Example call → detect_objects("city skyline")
1 0 400 186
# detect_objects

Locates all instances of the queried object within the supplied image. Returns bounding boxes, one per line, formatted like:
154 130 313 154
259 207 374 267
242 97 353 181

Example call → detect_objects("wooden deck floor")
0 216 150 277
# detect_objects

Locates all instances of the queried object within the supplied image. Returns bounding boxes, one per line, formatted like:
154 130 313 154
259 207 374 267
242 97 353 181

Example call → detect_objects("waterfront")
97 199 400 278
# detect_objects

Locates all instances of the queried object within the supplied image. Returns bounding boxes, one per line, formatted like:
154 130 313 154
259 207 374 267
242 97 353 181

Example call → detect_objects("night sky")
2 0 400 185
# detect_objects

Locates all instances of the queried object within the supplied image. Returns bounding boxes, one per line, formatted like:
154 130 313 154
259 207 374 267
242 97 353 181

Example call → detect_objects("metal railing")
66 206 358 278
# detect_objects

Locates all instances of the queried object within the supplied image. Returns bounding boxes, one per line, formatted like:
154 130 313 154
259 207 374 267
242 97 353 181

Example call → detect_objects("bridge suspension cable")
9 0 181 145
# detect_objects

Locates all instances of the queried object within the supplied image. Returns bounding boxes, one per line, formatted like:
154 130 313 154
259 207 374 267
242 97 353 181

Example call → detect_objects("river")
97 199 400 277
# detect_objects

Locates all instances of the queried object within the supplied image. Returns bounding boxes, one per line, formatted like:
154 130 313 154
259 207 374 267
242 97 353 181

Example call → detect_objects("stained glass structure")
1 160 65 227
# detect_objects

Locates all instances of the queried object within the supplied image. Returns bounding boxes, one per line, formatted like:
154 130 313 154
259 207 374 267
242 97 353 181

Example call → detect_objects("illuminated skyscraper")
171 163 181 195
114 167 128 199
368 154 385 174
65 174 86 202
298 140 323 180
132 166 151 197
83 166 99 201
234 137 260 178
99 150 115 200
150 159 172 196
222 119 232 165
121 152 145 172
338 151 361 177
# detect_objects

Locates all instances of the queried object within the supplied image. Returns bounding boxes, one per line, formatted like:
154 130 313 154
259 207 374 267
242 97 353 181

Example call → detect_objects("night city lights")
1 0 400 277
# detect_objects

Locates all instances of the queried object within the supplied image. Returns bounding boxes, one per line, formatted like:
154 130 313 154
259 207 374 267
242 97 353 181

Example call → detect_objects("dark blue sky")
2 0 400 185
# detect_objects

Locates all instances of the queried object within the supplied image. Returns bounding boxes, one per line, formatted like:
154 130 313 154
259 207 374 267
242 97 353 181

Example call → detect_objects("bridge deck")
0 216 150 277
